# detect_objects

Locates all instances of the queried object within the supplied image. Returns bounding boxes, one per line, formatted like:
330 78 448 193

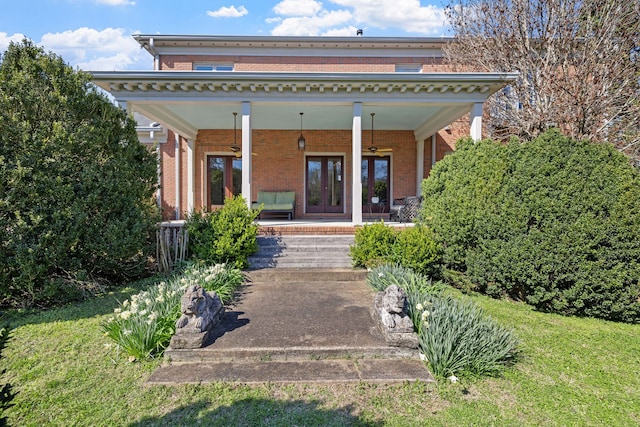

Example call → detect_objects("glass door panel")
361 156 390 213
306 156 344 213
306 159 322 212
209 157 225 206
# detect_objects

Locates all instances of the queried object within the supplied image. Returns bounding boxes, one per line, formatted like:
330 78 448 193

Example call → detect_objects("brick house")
92 35 516 224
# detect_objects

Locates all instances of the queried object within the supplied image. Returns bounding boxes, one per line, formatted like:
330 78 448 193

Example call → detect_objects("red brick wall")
160 55 445 72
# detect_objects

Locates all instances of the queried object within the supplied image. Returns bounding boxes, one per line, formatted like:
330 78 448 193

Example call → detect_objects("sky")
0 0 451 71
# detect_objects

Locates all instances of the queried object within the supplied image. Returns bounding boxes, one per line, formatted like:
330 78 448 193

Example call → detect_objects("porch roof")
92 71 517 140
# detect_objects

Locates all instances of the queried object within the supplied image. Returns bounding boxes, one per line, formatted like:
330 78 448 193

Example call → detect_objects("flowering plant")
101 263 244 360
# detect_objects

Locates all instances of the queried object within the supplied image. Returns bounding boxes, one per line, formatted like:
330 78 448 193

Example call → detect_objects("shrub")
185 196 260 269
367 264 446 296
351 222 442 275
422 130 640 322
350 222 397 268
391 225 441 277
101 263 244 360
407 294 520 379
0 40 158 308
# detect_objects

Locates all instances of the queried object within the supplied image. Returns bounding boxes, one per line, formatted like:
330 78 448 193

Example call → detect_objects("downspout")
431 134 437 167
149 37 159 71
175 133 181 220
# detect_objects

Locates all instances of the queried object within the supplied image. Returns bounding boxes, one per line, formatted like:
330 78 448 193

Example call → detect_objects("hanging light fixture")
297 112 306 151
229 112 241 157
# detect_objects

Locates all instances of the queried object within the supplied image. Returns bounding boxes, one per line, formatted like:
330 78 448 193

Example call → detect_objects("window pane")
327 158 342 207
209 157 225 205
307 159 322 207
232 158 242 197
374 158 389 204
361 159 369 205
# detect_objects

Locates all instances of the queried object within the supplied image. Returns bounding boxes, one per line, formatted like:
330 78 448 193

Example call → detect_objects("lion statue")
175 285 223 332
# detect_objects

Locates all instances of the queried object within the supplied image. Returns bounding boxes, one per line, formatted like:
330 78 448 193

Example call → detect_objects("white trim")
416 137 425 194
470 102 483 141
241 101 252 210
352 102 363 225
174 133 181 220
187 138 195 213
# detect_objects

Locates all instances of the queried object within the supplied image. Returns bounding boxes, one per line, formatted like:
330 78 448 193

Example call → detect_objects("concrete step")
245 268 367 282
165 344 418 363
248 258 353 269
147 358 433 385
249 235 354 269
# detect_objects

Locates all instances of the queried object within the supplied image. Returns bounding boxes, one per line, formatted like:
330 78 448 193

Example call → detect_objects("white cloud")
322 26 359 36
330 0 446 34
0 32 27 53
39 27 147 71
273 0 323 17
207 5 248 18
95 0 135 5
271 9 352 36
267 0 446 36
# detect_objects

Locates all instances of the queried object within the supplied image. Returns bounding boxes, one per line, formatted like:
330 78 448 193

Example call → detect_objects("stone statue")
170 285 225 349
372 285 419 348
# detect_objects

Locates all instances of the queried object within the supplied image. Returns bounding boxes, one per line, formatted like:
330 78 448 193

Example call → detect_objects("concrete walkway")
147 269 433 385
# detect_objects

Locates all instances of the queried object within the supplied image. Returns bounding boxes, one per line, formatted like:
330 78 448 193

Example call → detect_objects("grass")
1 279 639 426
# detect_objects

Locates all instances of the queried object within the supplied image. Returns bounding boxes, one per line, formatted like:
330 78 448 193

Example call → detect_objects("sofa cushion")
275 191 295 205
257 191 276 204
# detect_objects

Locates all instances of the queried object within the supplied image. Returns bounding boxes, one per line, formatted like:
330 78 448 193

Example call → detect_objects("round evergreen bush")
0 40 158 308
422 130 640 322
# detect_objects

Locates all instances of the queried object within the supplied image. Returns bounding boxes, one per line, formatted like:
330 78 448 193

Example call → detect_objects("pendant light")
297 112 306 151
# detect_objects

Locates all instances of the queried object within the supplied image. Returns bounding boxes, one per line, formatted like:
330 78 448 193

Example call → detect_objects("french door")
306 156 344 213
207 155 242 208
361 156 390 213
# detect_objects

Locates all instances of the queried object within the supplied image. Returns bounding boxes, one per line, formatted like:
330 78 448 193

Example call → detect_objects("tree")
445 0 640 163
0 40 159 308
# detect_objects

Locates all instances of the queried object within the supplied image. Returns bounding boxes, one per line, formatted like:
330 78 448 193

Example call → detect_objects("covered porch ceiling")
92 71 518 140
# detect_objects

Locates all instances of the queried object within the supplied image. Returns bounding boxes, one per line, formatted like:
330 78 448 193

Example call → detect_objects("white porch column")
186 138 195 213
416 138 425 196
174 133 181 220
470 102 483 142
352 102 363 225
241 101 252 210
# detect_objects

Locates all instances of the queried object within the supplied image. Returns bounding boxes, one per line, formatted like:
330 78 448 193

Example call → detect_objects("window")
207 155 242 206
395 64 422 73
193 63 234 71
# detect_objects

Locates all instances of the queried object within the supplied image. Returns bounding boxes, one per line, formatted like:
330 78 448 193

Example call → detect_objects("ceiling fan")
229 112 256 158
363 113 392 156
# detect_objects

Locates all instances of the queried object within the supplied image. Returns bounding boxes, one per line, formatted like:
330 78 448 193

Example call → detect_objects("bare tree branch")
445 0 640 164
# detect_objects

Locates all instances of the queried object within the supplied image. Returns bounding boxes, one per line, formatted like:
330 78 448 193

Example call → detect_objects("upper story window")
193 63 234 71
395 64 422 73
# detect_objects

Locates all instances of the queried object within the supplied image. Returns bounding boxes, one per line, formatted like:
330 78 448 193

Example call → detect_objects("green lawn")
2 280 639 426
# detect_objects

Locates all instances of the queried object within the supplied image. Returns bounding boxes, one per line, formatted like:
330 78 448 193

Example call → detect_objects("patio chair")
389 196 422 223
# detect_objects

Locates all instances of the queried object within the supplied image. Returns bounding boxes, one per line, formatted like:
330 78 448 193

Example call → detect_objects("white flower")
419 353 427 362
148 312 158 321
139 309 148 316
114 308 122 314
416 303 424 311
378 272 384 277
144 298 152 306
122 300 130 307
156 295 165 303
123 329 131 336
421 311 429 320
448 375 458 383
423 321 429 329
120 310 131 320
